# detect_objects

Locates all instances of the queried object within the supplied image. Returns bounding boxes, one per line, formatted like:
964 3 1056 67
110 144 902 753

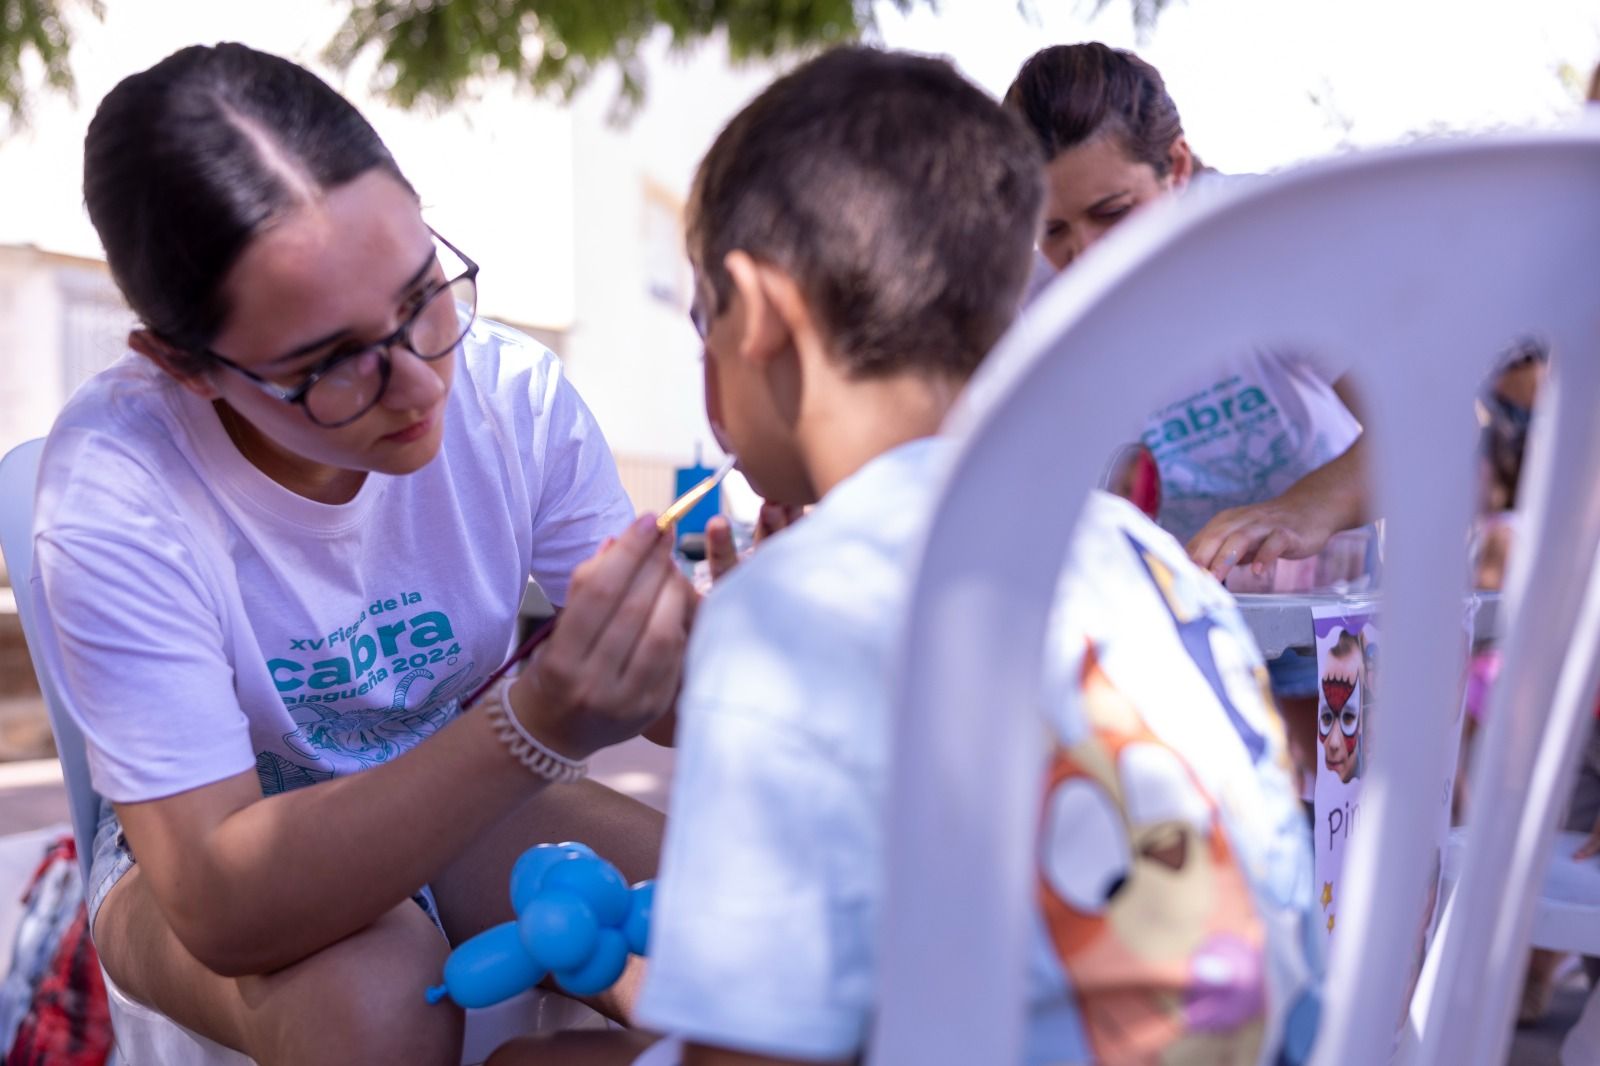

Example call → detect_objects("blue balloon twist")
425 842 654 1008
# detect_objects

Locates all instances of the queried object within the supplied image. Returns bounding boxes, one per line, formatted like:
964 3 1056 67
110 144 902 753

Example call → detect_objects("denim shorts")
85 797 445 938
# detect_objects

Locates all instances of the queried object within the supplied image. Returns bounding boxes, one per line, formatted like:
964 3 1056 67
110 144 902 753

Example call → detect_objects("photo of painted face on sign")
1319 630 1364 784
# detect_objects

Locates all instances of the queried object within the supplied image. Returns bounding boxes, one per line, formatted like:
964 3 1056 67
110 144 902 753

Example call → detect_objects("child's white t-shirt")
30 319 633 803
638 438 1321 1065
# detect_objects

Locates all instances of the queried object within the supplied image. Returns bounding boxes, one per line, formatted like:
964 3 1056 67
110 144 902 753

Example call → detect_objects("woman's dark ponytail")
84 43 413 369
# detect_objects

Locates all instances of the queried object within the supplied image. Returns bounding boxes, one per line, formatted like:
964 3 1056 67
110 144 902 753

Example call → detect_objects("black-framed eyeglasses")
206 230 480 428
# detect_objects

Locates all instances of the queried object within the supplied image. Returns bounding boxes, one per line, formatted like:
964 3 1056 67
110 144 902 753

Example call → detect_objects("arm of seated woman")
114 708 549 976
1187 375 1370 581
116 516 689 976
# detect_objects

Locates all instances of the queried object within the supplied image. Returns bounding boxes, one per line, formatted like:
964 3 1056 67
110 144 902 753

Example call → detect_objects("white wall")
0 250 66 455
560 39 776 467
0 248 137 459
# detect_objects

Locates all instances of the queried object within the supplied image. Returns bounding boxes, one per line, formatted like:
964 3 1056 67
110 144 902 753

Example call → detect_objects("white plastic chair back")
1 438 606 1061
0 439 101 881
870 126 1600 1066
3 439 252 1063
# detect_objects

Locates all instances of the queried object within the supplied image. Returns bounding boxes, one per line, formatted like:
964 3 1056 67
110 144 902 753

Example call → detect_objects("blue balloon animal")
425 842 655 1007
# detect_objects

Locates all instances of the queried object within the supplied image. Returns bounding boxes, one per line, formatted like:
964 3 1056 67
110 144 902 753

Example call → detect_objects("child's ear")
129 329 221 400
723 250 814 368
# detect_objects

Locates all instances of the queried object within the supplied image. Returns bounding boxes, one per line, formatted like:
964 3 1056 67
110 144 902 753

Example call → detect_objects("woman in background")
1005 42 1372 791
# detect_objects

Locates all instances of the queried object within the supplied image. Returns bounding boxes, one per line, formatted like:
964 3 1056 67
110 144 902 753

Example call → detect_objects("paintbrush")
461 455 737 710
656 455 737 532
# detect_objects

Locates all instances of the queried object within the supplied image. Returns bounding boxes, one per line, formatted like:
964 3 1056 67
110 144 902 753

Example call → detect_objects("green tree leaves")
0 0 102 128
0 0 1176 126
322 0 914 116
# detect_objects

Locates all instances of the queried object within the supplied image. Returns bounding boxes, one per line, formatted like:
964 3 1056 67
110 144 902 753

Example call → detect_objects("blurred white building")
0 0 776 515
0 246 131 454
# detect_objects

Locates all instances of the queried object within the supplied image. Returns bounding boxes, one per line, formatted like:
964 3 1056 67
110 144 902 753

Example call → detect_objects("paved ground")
0 743 1588 1062
0 758 68 836
0 695 54 764
1518 981 1590 1065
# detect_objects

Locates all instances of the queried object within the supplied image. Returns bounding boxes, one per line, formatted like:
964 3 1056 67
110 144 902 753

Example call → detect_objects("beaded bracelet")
482 677 589 784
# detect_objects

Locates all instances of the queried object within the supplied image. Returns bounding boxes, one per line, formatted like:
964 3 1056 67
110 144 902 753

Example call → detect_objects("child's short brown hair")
688 46 1044 380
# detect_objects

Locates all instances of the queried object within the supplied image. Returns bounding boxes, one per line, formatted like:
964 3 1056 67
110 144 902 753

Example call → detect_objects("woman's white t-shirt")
1143 348 1360 544
31 319 633 803
1024 167 1364 546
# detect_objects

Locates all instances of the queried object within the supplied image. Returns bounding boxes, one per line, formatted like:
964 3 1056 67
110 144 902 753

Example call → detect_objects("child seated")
491 46 1320 1066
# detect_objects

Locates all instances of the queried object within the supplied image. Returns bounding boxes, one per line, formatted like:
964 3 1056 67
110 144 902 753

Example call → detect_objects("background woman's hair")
83 43 413 371
1003 42 1185 175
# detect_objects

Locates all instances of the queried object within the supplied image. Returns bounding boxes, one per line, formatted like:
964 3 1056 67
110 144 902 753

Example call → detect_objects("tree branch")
0 0 102 130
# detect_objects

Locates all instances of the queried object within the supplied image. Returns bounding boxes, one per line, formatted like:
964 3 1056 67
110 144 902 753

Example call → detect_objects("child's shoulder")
726 439 948 605
684 440 951 723
681 529 900 757
695 498 920 656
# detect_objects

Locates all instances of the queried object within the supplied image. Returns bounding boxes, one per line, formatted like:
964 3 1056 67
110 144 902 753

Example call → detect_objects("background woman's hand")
1187 424 1370 583
510 514 691 759
1186 496 1342 583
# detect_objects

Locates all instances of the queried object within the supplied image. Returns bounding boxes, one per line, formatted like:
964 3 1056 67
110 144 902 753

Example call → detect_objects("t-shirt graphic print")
253 589 481 794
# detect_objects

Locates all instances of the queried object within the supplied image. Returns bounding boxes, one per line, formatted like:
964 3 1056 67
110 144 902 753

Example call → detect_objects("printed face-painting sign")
1312 601 1455 1006
1312 603 1375 948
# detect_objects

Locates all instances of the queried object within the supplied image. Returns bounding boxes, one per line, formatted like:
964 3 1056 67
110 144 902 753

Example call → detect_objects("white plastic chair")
869 126 1600 1066
0 438 603 1065
0 439 100 881
1437 824 1600 1065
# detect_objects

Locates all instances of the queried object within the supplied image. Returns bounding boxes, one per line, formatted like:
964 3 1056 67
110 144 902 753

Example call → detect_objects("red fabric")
1128 447 1162 521
4 841 112 1066
21 838 73 897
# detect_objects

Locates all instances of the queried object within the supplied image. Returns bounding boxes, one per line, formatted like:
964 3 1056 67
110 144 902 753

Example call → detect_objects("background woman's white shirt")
1146 346 1359 543
1023 167 1361 544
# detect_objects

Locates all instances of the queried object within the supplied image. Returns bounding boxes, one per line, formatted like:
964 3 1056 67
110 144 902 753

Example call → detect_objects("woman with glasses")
30 43 688 1064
